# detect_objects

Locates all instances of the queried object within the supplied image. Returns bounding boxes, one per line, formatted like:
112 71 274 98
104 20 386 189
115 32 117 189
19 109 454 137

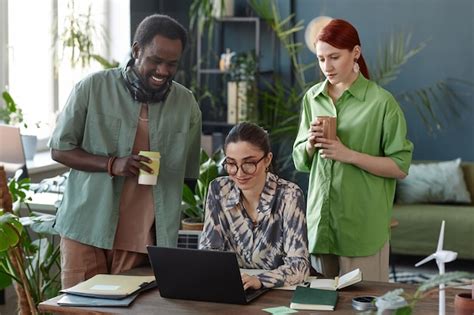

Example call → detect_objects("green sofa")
391 162 474 260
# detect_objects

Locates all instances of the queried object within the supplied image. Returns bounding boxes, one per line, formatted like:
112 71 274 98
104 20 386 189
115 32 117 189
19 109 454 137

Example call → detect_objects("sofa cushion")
396 159 471 204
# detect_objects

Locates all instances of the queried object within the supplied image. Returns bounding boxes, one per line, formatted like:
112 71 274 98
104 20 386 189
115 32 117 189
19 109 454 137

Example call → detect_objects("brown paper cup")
317 116 337 140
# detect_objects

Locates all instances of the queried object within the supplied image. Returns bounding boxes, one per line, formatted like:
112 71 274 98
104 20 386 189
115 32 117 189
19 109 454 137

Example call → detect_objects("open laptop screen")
0 124 27 178
147 246 268 305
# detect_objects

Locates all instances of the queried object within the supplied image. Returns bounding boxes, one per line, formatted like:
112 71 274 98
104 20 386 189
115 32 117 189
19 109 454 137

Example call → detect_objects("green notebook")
290 286 338 311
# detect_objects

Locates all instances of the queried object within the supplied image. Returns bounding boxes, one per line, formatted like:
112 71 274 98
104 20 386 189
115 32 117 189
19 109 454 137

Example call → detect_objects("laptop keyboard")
245 287 268 302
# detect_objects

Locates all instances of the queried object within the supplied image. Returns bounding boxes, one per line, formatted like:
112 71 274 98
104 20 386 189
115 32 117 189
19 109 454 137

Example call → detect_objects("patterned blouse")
199 172 310 288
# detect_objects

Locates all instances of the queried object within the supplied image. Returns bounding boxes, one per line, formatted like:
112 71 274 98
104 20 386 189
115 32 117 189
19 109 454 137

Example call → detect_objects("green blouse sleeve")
293 93 314 172
382 96 414 174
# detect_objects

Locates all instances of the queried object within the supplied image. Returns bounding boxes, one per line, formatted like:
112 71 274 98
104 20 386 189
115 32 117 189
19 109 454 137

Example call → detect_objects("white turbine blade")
437 220 445 252
415 254 435 267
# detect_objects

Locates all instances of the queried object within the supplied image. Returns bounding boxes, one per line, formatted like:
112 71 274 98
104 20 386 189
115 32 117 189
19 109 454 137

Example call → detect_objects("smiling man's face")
132 34 183 92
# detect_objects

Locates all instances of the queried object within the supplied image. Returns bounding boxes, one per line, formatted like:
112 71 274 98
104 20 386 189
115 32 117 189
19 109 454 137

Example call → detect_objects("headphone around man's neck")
121 58 172 104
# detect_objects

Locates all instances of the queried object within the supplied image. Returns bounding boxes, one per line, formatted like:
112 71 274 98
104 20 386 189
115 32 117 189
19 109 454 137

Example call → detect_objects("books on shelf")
237 81 249 122
290 286 338 311
310 268 362 291
60 274 156 299
227 81 238 124
227 81 254 124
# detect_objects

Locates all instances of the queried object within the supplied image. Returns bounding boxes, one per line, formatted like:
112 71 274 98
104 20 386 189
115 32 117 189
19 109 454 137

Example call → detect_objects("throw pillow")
396 158 472 204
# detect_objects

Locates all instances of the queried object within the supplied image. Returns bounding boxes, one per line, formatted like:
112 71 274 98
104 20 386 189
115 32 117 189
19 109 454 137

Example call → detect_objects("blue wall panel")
294 0 474 161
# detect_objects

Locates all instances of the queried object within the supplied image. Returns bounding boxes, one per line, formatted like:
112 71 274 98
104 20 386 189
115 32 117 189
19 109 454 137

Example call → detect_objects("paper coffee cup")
316 116 337 140
138 151 161 185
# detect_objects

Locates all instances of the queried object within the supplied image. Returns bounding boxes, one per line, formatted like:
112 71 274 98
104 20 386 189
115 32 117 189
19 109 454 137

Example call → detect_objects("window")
6 0 130 149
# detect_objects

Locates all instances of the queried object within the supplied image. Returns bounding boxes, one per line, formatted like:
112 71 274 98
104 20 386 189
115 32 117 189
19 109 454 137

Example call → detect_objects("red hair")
317 19 370 79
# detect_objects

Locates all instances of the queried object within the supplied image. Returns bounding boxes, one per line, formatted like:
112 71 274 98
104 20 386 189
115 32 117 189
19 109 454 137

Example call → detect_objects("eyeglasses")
222 155 266 176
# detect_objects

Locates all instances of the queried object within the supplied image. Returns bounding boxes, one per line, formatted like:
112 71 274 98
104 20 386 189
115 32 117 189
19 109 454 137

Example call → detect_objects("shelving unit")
196 16 261 87
196 16 267 132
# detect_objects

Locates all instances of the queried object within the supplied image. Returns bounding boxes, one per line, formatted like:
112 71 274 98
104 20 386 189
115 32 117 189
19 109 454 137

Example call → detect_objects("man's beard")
139 70 173 95
122 60 173 103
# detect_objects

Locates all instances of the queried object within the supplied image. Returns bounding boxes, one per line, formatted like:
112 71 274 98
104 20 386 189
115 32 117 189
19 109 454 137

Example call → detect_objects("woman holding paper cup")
200 122 310 290
292 19 413 281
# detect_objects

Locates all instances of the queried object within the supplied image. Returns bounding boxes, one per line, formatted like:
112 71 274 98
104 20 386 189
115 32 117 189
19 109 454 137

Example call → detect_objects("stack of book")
58 274 156 307
227 81 254 124
289 268 362 311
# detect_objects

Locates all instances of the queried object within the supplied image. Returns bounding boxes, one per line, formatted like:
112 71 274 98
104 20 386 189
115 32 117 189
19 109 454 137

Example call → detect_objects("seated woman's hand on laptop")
241 273 262 290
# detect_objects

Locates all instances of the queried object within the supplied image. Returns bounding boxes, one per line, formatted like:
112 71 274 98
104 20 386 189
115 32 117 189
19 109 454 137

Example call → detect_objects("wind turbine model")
415 220 458 315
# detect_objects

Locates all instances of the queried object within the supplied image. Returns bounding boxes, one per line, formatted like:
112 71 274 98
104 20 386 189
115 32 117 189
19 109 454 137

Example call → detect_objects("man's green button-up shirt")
49 68 201 249
293 74 413 256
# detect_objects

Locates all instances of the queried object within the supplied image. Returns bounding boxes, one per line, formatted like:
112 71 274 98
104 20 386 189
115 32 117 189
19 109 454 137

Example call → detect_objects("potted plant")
0 166 61 314
0 91 42 160
454 282 474 314
181 148 224 230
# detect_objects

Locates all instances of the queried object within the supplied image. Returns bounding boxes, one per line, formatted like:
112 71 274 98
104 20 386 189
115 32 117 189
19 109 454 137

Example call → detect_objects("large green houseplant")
181 148 225 230
0 170 61 314
54 0 119 71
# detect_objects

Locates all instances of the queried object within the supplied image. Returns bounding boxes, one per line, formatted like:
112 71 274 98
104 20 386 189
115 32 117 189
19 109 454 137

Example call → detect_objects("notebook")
147 246 269 304
57 292 139 307
310 268 362 290
290 286 338 311
60 274 156 299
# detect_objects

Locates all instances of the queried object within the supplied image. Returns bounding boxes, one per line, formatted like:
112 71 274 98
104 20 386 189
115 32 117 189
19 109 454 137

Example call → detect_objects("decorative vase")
454 292 474 315
181 218 204 231
21 134 37 160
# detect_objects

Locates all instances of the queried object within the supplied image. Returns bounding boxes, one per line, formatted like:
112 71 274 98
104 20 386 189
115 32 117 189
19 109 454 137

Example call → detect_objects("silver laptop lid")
0 124 26 177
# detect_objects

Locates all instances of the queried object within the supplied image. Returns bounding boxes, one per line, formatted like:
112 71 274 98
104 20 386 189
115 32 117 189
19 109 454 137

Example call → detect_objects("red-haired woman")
293 19 413 281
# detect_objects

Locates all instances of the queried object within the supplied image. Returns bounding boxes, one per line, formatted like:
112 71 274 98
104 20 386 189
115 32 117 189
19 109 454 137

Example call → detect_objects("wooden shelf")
215 17 260 23
200 69 227 74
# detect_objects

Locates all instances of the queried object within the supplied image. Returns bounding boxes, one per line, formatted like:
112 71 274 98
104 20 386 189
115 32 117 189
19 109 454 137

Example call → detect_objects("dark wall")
130 0 193 86
295 0 474 161
130 1 192 43
130 0 474 161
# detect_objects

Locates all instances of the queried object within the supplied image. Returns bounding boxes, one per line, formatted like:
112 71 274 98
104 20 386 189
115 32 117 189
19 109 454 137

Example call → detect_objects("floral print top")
199 172 310 288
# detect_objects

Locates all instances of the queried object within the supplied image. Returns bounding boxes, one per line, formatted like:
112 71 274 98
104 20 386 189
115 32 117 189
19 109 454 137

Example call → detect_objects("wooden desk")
39 273 459 314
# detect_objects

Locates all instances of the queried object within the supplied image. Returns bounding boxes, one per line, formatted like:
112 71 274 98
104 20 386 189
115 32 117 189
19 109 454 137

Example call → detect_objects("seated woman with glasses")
199 122 310 290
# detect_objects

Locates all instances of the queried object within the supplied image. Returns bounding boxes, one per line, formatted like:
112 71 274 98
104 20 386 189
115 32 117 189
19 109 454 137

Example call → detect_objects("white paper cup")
138 151 160 185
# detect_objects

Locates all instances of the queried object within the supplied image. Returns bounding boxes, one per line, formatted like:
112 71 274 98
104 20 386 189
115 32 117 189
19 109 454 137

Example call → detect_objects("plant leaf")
416 271 473 293
372 32 428 86
0 212 23 251
182 185 197 207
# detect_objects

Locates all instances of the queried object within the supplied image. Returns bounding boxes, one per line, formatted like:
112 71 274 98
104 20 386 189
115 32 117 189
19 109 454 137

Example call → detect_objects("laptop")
0 124 28 179
146 246 269 304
